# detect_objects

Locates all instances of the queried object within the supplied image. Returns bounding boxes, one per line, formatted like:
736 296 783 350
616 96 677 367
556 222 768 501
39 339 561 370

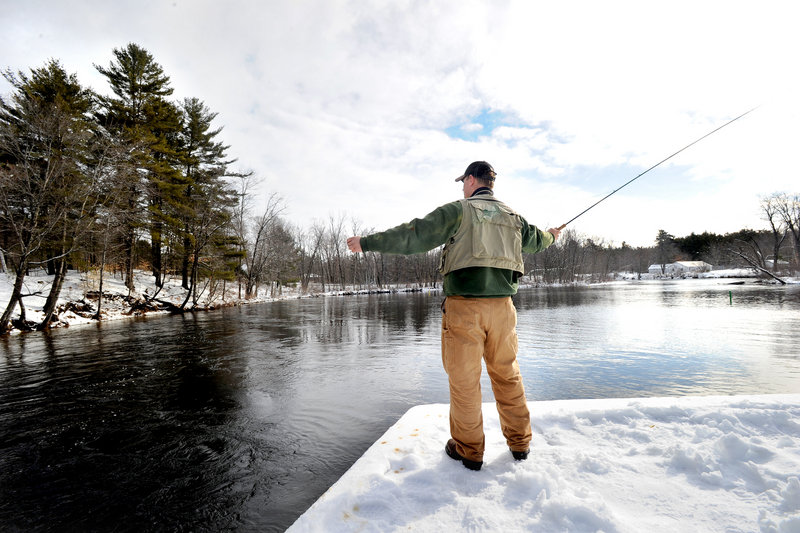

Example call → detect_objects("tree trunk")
38 221 70 329
727 248 787 284
46 255 57 276
237 258 243 299
94 247 107 320
771 231 786 272
791 228 800 272
37 256 68 330
17 296 27 324
0 264 28 332
246 276 256 299
181 234 191 290
180 250 199 310
124 227 135 293
151 222 163 288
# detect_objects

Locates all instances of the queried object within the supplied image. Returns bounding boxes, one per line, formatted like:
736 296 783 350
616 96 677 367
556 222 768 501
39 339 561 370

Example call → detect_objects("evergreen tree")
175 97 234 293
142 96 184 288
0 60 96 331
95 43 175 290
674 232 722 261
655 230 676 274
95 43 173 130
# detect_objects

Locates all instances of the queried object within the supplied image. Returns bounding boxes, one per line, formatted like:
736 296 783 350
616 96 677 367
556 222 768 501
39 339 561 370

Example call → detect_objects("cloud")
461 123 484 133
2 0 799 247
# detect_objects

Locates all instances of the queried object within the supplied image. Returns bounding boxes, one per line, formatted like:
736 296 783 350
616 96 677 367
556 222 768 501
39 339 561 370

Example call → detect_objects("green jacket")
360 189 555 297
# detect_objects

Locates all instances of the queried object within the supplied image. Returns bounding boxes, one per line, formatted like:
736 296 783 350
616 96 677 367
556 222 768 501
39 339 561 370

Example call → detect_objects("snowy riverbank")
2 268 796 335
288 395 800 533
0 269 434 335
0 270 280 334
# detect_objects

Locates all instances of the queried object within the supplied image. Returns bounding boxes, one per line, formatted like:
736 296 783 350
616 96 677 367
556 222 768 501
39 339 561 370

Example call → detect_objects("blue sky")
445 109 520 142
2 0 799 246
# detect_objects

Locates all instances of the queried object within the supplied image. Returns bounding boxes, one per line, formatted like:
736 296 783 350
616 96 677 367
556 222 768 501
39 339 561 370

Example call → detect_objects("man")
346 161 560 471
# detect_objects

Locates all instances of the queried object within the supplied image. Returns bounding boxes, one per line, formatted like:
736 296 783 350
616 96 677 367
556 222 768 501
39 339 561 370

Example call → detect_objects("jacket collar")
470 187 494 198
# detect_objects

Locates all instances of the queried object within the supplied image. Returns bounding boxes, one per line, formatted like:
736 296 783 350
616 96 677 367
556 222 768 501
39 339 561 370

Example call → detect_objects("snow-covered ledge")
288 395 800 532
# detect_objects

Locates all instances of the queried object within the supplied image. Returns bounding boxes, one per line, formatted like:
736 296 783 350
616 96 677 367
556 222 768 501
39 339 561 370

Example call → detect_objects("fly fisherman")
346 161 561 471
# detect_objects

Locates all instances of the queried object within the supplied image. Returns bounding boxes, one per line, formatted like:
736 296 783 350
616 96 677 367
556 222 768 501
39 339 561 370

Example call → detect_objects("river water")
1 280 798 531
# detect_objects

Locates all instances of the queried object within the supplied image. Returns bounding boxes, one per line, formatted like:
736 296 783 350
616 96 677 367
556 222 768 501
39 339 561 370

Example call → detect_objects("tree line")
653 193 800 283
2 44 798 333
0 43 254 332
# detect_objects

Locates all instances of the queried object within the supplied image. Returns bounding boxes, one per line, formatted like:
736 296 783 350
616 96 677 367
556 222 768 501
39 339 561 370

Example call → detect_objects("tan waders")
441 296 532 464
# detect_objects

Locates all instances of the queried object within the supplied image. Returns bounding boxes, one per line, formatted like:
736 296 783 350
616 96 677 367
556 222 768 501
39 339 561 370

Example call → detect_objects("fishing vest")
439 196 524 275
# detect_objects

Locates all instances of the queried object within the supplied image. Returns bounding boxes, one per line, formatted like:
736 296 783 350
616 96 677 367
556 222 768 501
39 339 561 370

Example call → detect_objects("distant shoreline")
2 269 796 336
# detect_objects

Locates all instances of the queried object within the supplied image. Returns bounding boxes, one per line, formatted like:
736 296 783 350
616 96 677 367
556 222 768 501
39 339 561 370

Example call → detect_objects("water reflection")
1 281 799 531
513 281 800 401
0 316 257 531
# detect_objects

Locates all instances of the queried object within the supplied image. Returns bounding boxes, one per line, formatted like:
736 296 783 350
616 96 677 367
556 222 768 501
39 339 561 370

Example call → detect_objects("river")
1 280 798 531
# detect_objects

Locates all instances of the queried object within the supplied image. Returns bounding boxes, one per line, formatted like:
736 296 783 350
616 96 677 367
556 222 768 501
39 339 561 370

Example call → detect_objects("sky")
2 0 799 247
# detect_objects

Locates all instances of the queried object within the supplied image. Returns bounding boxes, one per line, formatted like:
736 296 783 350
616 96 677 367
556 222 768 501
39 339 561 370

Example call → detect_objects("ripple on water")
1 283 799 531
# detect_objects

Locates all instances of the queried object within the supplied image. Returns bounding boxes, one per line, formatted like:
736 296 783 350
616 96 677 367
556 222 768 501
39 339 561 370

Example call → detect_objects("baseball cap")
455 161 496 182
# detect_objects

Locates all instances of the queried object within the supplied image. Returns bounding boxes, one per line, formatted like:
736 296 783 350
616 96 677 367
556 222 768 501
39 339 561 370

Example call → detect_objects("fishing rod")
557 106 759 231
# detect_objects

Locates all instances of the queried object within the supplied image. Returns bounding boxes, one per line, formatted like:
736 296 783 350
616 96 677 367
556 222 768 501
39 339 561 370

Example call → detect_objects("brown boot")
510 448 530 461
445 439 482 471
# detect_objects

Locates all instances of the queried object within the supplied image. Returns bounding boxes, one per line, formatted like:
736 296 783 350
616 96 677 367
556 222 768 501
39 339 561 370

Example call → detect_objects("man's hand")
547 227 561 241
347 236 362 253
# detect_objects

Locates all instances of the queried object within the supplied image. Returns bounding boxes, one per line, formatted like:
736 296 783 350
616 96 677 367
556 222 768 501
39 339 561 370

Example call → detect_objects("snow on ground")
0 269 301 334
288 395 800 533
701 268 763 279
0 269 439 334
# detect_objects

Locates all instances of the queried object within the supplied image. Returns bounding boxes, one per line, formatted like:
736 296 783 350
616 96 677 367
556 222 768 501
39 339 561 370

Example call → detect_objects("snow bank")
0 269 436 334
0 270 300 334
288 395 800 533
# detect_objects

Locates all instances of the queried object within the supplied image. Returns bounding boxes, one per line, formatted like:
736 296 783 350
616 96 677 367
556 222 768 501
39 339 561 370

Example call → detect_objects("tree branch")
726 248 787 284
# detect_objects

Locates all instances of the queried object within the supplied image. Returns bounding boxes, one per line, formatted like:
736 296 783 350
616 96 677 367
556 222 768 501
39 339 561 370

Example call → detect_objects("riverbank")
2 268 796 335
0 270 270 335
0 269 441 335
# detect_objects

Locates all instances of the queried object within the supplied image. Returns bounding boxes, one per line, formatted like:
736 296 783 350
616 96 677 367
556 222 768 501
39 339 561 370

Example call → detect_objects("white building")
648 261 712 276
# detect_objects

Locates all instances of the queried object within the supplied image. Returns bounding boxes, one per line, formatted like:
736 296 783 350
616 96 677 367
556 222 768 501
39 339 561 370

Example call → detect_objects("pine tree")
0 60 96 331
95 43 175 290
95 43 173 131
142 96 184 288
655 230 676 275
174 97 236 299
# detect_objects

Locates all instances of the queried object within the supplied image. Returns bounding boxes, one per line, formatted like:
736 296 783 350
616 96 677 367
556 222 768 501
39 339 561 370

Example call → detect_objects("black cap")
455 161 496 182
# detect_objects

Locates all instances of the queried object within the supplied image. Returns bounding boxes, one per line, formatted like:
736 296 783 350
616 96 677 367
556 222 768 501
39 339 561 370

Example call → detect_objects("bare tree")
324 214 348 291
728 229 768 269
36 174 101 329
773 193 800 272
262 218 297 296
295 220 325 294
239 192 284 298
230 172 256 298
0 62 95 331
89 133 142 319
760 194 788 272
727 246 786 284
